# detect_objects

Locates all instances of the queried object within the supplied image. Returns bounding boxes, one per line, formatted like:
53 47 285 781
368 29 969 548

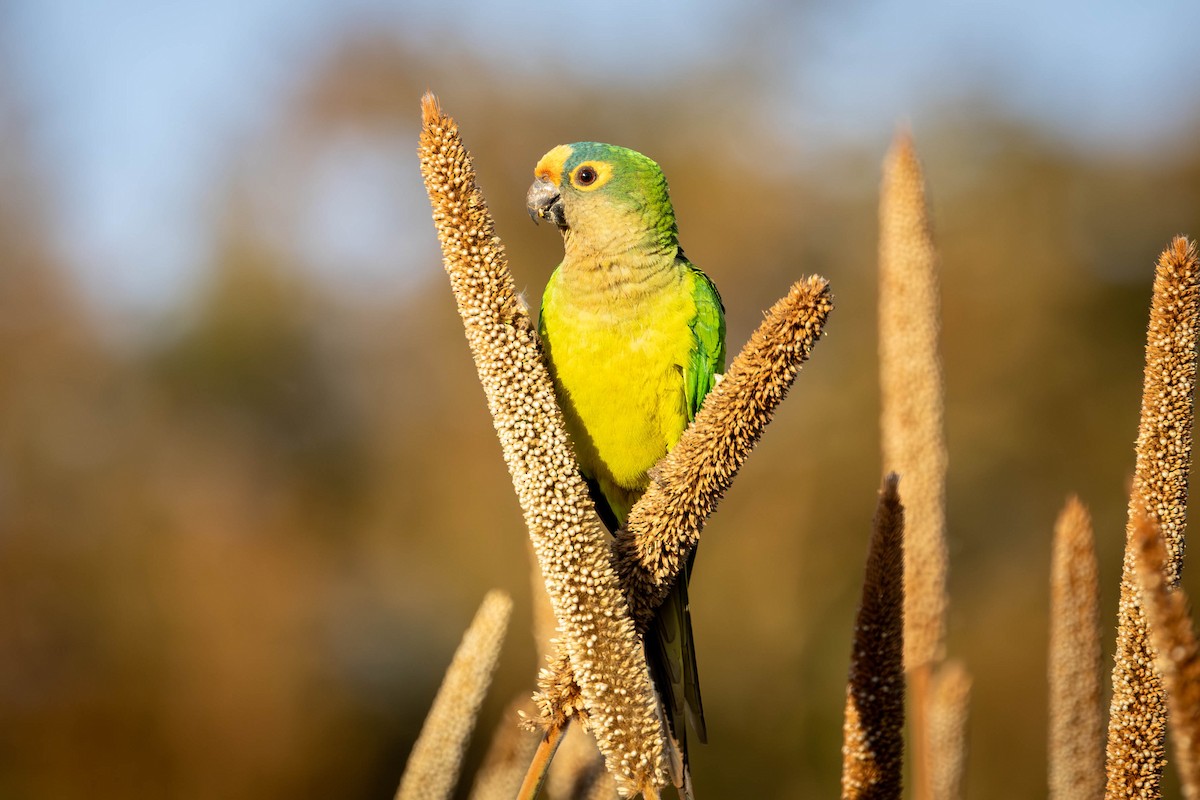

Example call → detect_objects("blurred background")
3 1 1200 797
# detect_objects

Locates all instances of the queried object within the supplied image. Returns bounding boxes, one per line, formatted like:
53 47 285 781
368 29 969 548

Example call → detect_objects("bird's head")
526 142 677 251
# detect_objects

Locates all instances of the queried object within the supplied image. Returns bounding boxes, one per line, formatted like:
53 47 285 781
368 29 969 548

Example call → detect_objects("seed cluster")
1106 236 1199 797
397 590 513 800
1048 496 1104 799
618 276 834 624
419 93 667 796
533 276 834 730
926 660 972 799
1131 510 1200 798
878 131 948 674
841 474 906 799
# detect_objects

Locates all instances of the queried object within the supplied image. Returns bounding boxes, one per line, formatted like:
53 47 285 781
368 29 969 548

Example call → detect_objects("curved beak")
526 177 566 228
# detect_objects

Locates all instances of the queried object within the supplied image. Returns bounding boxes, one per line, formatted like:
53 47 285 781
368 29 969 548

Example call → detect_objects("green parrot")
526 142 726 785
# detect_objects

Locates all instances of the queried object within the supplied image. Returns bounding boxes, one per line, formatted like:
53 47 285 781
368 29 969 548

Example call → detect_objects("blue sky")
5 1 1200 317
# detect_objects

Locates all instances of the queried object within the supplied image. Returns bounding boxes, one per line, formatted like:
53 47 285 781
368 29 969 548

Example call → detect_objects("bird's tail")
648 557 705 798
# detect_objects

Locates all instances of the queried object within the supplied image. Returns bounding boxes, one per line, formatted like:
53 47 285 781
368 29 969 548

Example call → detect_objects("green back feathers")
684 266 726 422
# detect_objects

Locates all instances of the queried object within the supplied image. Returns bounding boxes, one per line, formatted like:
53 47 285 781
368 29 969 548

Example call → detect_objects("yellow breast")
540 267 696 518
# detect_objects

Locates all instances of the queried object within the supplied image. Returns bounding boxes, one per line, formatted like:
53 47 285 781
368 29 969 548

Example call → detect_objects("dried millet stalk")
926 660 971 800
878 128 950 800
537 277 834 715
878 130 948 674
397 590 513 800
1131 508 1200 799
617 276 834 625
1047 496 1103 800
1105 236 1199 799
419 92 668 796
841 473 905 799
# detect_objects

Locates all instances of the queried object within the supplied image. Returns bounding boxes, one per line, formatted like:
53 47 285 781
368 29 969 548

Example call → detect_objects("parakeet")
526 142 726 786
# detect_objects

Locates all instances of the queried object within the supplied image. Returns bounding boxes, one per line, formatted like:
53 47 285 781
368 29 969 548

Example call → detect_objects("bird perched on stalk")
527 142 725 793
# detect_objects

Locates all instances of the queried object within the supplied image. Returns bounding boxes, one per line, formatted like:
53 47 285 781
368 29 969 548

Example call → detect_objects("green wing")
683 259 727 422
653 258 726 766
537 265 559 343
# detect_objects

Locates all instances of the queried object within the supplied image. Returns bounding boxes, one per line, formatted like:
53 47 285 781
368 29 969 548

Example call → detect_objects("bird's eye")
575 166 597 186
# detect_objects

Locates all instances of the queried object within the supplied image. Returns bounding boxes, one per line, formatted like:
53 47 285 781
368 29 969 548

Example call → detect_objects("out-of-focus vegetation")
3 31 1200 800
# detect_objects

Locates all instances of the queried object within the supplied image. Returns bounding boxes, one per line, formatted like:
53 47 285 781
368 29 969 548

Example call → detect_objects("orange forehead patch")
534 144 573 186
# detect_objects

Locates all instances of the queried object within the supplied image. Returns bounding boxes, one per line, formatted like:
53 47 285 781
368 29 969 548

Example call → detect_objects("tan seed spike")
396 590 513 800
1129 236 1199 585
879 128 948 673
418 92 668 796
536 276 834 719
1131 508 1200 798
841 473 906 799
1048 496 1104 800
926 660 971 800
1106 236 1200 799
617 276 834 623
878 128 948 800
